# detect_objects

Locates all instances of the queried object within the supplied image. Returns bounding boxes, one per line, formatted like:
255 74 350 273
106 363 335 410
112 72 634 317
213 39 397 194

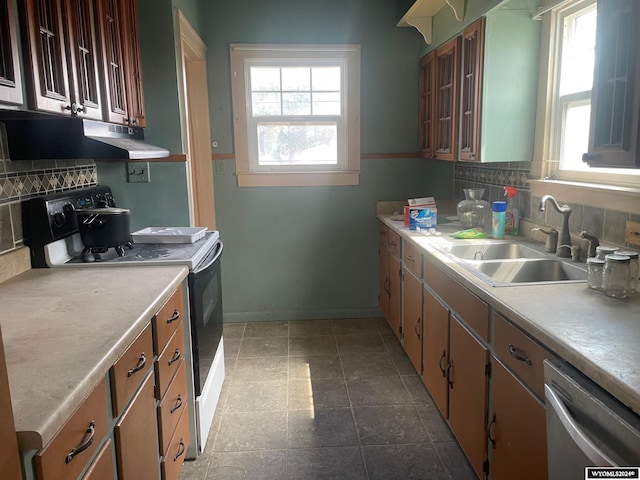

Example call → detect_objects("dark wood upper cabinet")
0 0 24 105
459 18 484 162
434 36 460 161
585 0 640 168
97 0 145 126
418 51 436 158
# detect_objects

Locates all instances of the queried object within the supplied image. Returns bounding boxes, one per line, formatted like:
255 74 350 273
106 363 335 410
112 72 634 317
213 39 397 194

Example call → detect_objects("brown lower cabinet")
402 268 423 374
488 359 548 480
82 439 115 480
114 372 160 480
421 286 449 418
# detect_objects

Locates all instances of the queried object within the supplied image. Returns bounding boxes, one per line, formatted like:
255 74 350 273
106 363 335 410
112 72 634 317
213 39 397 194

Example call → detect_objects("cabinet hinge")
483 460 489 474
485 362 491 377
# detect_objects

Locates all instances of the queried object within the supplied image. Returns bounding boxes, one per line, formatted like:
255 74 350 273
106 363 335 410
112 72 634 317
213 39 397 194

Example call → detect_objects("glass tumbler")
617 251 639 293
586 257 605 290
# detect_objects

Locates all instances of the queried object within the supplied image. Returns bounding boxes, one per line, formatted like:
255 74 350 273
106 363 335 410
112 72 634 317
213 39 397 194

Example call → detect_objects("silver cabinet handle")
406 255 416 263
544 384 616 466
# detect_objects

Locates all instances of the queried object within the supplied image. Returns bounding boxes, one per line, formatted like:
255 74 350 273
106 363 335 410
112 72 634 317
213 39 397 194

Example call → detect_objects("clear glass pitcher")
456 188 491 229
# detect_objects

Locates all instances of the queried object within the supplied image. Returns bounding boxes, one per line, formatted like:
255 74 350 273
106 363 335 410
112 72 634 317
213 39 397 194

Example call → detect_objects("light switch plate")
127 162 150 183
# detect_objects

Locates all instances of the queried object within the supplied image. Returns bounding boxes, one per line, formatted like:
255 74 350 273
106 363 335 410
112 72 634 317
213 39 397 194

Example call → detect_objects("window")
230 44 361 187
543 0 640 186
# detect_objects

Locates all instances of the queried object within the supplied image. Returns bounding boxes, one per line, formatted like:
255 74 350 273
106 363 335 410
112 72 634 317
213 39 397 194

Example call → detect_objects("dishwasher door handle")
545 384 616 467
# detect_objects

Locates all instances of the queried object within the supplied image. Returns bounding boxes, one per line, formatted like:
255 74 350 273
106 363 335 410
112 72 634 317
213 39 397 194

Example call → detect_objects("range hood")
0 111 169 160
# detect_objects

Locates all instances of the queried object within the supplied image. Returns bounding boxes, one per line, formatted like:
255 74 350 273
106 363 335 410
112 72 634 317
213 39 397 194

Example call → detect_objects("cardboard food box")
408 206 437 230
404 197 437 229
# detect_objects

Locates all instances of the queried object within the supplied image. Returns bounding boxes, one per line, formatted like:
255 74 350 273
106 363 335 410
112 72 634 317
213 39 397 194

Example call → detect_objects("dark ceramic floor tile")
362 443 450 480
225 380 288 413
289 355 343 380
402 375 434 405
389 351 419 375
223 323 246 339
243 321 289 338
341 353 398 379
180 456 210 479
214 411 287 451
347 376 413 406
434 441 477 479
380 333 405 354
238 337 288 357
289 319 335 336
290 335 338 356
415 404 456 442
353 405 429 445
207 450 287 480
223 338 241 359
332 318 388 335
287 408 358 448
233 356 288 382
287 446 367 480
335 334 387 355
289 378 350 410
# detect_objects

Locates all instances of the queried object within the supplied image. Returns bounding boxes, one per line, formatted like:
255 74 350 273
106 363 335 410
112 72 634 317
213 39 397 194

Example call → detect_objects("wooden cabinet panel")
489 359 548 480
110 323 153 417
460 18 484 162
378 221 389 247
155 323 184 401
82 439 115 480
0 327 23 480
402 269 422 374
388 230 401 259
389 253 401 340
403 241 422 279
434 36 460 161
0 0 24 104
418 51 436 158
114 372 160 480
157 360 187 456
493 313 555 399
121 0 145 127
422 286 449 418
160 407 189 480
449 316 488 479
153 285 184 355
379 242 390 322
35 378 109 480
424 257 489 341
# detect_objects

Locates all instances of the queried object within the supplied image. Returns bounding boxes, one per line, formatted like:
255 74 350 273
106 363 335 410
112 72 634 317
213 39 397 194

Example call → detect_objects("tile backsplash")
0 122 98 254
454 161 640 249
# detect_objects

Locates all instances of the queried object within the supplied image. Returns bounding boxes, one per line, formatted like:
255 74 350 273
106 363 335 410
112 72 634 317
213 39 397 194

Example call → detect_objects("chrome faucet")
539 195 572 258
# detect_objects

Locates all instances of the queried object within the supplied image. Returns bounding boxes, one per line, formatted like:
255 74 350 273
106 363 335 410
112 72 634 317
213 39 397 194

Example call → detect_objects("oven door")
188 240 223 396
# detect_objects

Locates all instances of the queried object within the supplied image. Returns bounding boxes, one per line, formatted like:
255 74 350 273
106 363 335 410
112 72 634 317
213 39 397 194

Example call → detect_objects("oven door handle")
193 240 223 274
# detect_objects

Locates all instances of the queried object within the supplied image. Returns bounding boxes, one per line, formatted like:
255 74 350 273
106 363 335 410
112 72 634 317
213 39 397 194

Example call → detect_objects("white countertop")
0 265 188 450
379 214 640 417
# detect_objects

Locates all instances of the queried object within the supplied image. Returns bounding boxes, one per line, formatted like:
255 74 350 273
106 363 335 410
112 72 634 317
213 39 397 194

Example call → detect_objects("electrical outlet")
127 162 150 183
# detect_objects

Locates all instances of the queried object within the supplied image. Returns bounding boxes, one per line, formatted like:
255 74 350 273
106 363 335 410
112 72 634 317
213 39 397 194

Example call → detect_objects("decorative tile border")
454 162 532 190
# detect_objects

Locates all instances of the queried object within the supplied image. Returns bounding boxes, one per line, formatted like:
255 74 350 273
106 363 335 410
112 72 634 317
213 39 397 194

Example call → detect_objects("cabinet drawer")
160 407 190 480
155 323 185 400
494 313 555 399
157 360 188 456
81 438 115 480
388 230 401 258
35 378 109 480
378 221 389 247
424 258 489 342
110 324 153 417
403 242 422 279
153 286 184 355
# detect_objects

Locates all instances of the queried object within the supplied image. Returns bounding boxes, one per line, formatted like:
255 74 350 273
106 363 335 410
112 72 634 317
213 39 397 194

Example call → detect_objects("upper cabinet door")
64 0 103 120
21 0 73 114
434 36 460 161
459 18 484 162
418 51 436 158
0 0 24 105
121 0 145 127
585 0 640 168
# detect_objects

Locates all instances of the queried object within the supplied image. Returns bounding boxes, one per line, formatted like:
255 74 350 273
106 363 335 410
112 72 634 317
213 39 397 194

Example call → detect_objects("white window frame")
230 44 361 187
533 0 640 203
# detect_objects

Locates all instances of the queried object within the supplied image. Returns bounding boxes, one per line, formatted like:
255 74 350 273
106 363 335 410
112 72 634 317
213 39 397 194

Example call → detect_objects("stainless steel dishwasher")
544 359 640 479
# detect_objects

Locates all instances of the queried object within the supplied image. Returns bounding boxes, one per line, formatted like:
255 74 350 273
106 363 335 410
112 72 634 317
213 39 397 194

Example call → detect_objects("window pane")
257 123 337 165
312 67 341 91
283 92 311 115
560 103 591 170
251 67 280 91
252 92 281 116
312 92 341 115
559 7 596 96
282 67 310 92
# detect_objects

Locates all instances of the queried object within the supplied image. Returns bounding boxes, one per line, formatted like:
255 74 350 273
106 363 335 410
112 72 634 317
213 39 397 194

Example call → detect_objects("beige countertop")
378 214 640 417
0 265 189 450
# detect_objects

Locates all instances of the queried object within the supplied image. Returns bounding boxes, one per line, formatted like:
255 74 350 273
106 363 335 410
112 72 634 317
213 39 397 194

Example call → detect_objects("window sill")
529 179 640 215
237 171 360 187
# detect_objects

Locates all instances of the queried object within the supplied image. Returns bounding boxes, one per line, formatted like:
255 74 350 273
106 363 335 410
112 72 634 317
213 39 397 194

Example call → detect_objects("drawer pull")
173 439 186 462
127 353 147 377
389 240 397 246
508 344 532 365
168 349 181 366
170 394 183 414
406 255 416 263
438 351 447 377
414 317 421 339
65 420 95 464
487 413 497 449
167 309 180 324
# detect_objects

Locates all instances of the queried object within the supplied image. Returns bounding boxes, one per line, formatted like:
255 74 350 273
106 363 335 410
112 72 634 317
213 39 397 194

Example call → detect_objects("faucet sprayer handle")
580 231 600 257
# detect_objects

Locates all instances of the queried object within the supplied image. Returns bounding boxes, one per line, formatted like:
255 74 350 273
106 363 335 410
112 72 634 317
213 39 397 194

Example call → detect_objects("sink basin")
468 259 587 286
442 242 546 260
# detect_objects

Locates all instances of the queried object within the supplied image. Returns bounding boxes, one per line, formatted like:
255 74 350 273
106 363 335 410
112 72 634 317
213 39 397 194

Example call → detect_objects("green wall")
200 0 454 321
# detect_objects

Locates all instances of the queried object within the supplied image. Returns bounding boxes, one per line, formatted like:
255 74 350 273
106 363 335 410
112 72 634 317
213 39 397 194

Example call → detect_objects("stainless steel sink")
467 259 587 286
442 242 546 260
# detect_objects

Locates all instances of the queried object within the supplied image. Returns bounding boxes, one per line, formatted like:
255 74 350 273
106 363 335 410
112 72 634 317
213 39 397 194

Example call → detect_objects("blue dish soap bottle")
492 201 506 239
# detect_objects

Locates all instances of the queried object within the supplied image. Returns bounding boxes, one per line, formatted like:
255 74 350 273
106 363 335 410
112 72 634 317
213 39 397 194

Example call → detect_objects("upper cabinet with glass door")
0 0 23 105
